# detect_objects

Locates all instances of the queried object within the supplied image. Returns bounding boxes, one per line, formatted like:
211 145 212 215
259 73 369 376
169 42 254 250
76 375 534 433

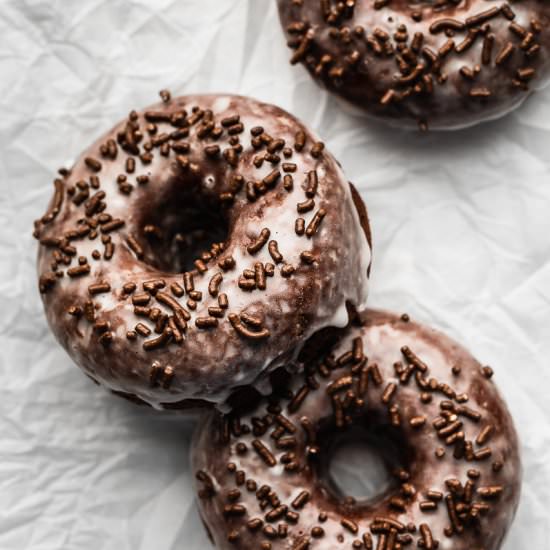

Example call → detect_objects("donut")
277 0 550 130
193 310 521 549
34 93 372 410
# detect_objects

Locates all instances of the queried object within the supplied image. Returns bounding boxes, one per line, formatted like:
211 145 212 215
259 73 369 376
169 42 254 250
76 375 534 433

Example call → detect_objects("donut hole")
316 414 414 506
136 182 230 274
328 436 392 501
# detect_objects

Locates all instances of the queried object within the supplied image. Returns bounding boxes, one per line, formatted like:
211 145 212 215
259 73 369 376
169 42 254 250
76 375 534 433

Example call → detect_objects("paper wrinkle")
1 0 549 548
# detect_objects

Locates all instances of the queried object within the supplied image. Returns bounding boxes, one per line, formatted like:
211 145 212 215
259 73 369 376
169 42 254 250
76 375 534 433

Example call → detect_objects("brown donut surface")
193 310 521 549
277 0 550 129
34 93 372 410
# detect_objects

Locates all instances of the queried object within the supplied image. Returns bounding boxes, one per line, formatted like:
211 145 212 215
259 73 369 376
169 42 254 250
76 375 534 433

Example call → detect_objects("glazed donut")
193 310 521 549
277 0 550 129
34 93 372 410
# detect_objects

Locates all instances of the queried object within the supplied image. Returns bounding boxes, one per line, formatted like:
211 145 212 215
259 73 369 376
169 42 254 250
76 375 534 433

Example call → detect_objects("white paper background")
1 1 549 548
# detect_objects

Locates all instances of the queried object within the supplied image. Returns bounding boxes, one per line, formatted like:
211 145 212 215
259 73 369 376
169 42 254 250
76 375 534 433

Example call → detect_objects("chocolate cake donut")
193 310 521 549
277 0 550 129
34 93 372 410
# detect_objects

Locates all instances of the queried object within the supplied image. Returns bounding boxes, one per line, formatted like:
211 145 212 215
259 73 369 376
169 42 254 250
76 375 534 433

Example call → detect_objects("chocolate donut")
34 93 372 410
193 310 521 549
277 0 550 129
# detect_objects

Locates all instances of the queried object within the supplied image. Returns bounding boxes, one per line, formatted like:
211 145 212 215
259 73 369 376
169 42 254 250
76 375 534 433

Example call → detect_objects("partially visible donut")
277 0 550 129
193 310 521 549
34 93 372 410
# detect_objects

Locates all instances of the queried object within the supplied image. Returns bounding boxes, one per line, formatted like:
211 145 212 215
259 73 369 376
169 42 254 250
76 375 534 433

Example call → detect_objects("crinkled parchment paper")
1 1 549 548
